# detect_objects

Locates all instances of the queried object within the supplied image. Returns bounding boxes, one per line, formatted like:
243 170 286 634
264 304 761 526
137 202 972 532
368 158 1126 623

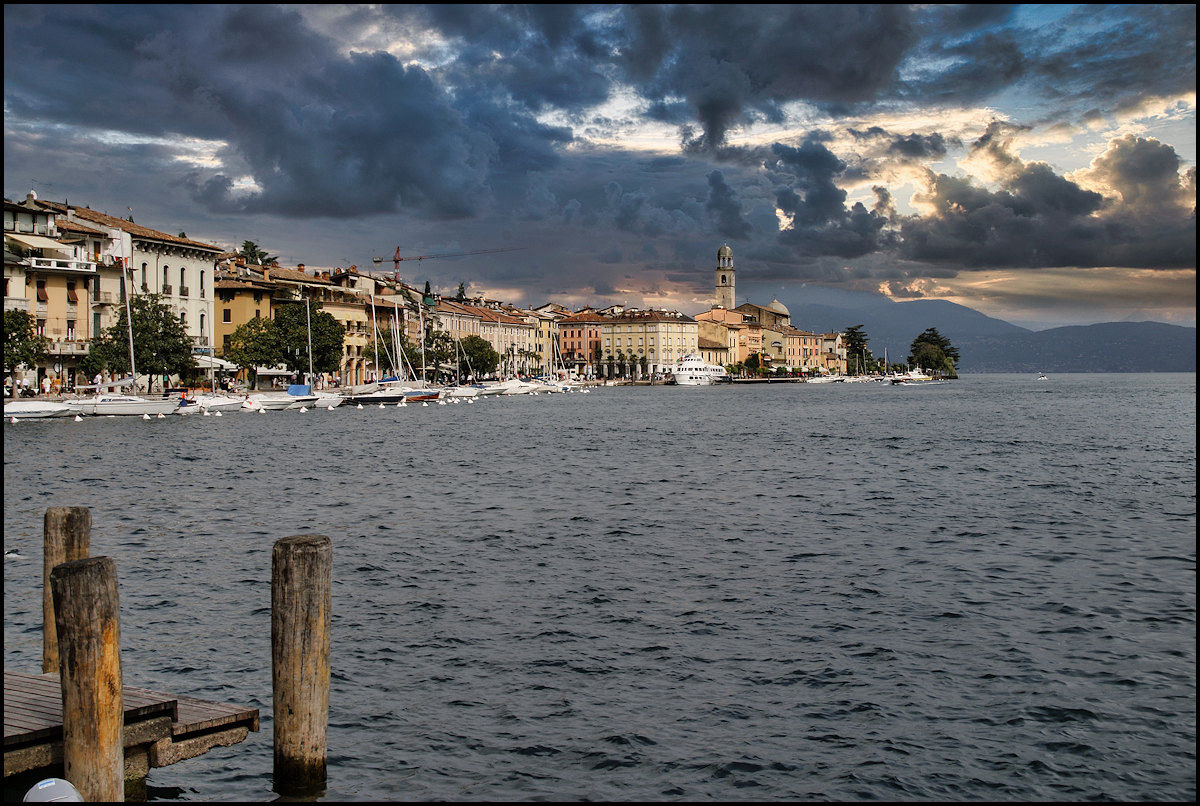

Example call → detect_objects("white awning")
192 354 238 370
5 233 73 253
254 367 294 376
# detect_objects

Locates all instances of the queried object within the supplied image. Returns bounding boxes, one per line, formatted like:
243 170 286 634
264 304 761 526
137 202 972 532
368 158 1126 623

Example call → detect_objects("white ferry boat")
670 354 729 386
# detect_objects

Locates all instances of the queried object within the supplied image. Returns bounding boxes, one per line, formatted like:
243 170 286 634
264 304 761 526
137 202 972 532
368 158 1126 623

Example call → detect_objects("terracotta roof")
559 311 608 324
53 219 107 236
35 201 220 251
605 310 696 324
697 337 728 350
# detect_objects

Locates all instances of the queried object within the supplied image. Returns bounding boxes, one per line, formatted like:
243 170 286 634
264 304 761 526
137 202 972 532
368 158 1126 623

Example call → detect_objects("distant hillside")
957 322 1197 372
773 287 1194 372
780 288 1028 361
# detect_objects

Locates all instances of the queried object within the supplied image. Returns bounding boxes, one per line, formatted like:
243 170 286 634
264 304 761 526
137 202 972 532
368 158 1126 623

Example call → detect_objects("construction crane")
370 245 524 277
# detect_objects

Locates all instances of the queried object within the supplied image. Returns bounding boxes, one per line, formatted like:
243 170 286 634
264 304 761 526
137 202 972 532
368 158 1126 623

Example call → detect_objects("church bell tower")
714 243 735 309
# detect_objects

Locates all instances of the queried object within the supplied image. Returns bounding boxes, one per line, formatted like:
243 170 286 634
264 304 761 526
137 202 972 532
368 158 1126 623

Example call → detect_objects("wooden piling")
42 507 91 674
271 534 331 794
50 556 123 802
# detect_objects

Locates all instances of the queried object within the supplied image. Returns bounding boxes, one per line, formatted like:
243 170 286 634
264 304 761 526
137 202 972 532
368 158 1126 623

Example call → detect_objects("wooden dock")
3 671 258 781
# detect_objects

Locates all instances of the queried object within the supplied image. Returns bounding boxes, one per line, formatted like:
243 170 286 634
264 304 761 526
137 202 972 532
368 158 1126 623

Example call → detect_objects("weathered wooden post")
43 506 91 674
50 556 123 802
272 534 332 794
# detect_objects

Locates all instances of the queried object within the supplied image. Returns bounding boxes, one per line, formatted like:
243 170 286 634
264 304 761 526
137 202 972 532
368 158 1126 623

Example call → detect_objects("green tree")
101 294 195 391
238 240 277 266
225 317 279 389
745 352 761 374
458 335 499 378
908 327 960 377
4 309 49 388
842 324 875 374
271 300 345 382
455 282 467 302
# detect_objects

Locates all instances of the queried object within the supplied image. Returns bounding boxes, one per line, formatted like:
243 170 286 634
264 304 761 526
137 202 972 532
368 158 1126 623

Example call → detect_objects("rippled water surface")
4 374 1195 801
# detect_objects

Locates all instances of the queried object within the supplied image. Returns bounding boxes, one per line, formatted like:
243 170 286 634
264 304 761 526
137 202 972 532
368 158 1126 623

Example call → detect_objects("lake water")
3 374 1195 801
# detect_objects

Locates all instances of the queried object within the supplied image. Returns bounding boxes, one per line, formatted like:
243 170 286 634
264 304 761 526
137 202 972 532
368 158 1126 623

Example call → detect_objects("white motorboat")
444 385 480 398
670 354 728 385
3 400 74 419
194 394 245 413
313 392 344 409
67 394 182 417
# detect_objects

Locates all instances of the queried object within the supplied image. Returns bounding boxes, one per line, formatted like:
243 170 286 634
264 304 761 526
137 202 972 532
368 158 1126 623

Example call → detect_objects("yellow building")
600 309 698 377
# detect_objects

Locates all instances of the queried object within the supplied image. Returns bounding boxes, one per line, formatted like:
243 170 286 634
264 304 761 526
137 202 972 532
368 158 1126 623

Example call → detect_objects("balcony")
162 285 173 296
179 286 189 297
24 257 97 275
192 336 209 347
93 292 116 305
49 340 90 356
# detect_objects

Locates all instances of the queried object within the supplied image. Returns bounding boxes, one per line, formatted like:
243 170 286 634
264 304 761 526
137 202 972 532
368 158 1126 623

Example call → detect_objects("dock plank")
4 671 258 778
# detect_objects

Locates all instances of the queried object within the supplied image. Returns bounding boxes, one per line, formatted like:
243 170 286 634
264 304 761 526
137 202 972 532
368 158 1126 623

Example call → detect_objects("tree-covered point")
908 327 959 377
4 309 49 385
86 294 195 391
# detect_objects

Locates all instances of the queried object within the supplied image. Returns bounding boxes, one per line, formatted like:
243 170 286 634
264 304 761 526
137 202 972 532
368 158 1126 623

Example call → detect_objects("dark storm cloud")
768 141 897 259
4 5 574 219
900 134 1196 270
704 171 752 240
614 4 916 148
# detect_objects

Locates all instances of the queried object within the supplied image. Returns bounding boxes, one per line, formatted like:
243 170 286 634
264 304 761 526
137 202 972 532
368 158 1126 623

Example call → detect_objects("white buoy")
379 403 385 409
400 401 407 407
258 407 266 414
327 406 335 411
203 410 211 416
9 417 16 424
357 404 363 409
396 401 403 407
158 412 165 418
214 411 223 417
422 402 428 407
143 414 151 420
74 415 83 422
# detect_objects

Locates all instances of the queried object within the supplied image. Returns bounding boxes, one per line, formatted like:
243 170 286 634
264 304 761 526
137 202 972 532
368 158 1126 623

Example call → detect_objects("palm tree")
239 240 277 266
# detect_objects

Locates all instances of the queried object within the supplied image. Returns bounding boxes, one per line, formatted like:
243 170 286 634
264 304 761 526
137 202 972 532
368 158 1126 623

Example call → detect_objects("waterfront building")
817 332 848 374
599 308 698 378
695 306 762 365
432 298 536 376
697 336 731 368
34 199 220 358
3 194 123 388
558 310 605 377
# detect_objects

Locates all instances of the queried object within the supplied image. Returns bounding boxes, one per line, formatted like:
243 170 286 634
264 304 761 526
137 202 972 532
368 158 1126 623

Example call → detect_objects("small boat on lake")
3 400 75 419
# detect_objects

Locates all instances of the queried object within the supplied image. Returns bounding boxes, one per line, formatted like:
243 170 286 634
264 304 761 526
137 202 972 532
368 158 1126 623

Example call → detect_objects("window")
36 319 45 335
180 268 186 289
199 271 205 297
36 280 48 302
199 313 206 338
66 282 78 303
223 309 232 323
66 321 76 339
223 334 231 350
163 265 169 287
141 263 147 288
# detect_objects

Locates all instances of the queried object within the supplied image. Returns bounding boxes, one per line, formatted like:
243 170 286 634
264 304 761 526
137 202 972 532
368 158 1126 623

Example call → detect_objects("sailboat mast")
370 293 379 382
305 298 314 385
122 258 138 390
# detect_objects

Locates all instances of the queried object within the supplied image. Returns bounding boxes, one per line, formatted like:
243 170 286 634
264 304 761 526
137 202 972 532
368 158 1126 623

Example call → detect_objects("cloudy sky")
4 4 1195 329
